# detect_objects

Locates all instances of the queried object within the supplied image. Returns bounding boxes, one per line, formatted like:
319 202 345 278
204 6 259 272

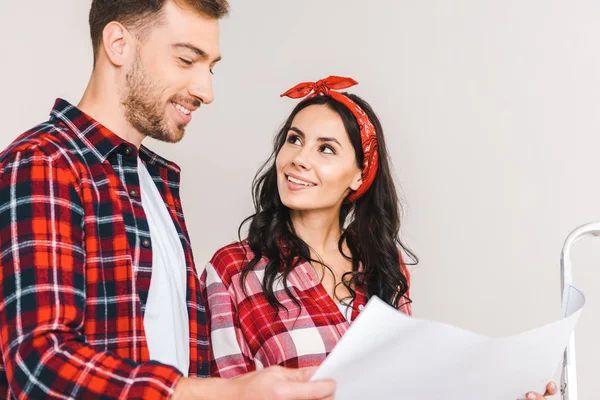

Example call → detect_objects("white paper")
312 285 584 400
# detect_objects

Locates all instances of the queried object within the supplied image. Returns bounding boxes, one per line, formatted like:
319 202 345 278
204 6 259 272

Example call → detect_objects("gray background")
1 1 599 396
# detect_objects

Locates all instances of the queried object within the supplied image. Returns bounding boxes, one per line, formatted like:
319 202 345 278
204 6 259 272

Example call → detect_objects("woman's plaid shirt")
201 242 411 378
0 100 208 399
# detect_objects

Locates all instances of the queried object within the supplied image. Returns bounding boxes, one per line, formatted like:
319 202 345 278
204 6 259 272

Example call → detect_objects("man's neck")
77 71 145 148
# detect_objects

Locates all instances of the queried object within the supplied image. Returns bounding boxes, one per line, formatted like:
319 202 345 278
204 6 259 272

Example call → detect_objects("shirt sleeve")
200 261 256 378
0 149 182 399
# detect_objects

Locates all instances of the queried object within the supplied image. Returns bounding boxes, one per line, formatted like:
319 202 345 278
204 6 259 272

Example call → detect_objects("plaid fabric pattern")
200 242 411 378
0 99 208 399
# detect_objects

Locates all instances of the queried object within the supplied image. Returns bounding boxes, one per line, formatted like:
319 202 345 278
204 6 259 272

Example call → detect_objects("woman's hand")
523 382 559 399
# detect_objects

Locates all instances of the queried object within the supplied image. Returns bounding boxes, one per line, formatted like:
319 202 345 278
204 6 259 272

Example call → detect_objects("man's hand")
172 366 336 400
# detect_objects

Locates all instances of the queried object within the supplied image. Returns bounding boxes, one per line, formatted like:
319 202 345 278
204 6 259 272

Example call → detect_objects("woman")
200 76 556 399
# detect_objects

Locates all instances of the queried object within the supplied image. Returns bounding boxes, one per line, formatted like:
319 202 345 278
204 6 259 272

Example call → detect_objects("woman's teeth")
287 175 315 186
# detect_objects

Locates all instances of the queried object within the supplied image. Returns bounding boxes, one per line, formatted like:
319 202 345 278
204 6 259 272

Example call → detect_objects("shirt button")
124 146 133 156
141 238 151 248
358 304 365 311
129 189 138 198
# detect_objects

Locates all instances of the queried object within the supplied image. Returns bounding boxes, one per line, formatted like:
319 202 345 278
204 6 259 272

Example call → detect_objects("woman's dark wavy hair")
238 93 417 312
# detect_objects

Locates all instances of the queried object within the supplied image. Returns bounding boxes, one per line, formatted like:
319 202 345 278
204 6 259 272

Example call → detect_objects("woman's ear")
350 170 363 192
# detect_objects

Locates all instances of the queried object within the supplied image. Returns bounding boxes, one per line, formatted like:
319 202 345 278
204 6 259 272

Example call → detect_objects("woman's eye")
179 57 193 66
287 135 302 145
321 145 335 155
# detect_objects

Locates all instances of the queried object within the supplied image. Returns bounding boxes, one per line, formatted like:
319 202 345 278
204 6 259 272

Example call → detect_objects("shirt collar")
49 98 181 173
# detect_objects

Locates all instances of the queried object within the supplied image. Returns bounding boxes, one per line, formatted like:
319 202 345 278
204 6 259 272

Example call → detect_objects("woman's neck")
289 208 342 257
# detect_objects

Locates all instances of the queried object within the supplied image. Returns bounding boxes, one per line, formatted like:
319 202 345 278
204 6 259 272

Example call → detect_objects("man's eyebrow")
172 43 222 63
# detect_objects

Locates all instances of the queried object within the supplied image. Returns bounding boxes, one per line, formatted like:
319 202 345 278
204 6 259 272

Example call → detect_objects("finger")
525 392 544 400
314 395 336 400
544 381 558 396
277 380 336 400
283 366 320 382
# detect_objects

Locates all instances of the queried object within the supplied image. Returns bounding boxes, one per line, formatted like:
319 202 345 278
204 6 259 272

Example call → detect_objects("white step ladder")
559 222 600 400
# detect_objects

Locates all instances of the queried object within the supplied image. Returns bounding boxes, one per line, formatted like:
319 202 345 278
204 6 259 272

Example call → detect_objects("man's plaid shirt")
0 99 208 399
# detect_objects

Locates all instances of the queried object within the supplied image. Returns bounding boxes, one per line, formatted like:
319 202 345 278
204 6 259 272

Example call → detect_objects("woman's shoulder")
210 240 251 267
207 241 266 283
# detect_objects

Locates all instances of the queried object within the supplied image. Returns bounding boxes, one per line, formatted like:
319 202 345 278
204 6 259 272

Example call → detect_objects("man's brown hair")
89 0 229 62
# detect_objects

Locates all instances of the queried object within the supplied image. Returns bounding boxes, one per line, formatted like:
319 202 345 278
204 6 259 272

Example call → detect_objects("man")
0 1 335 399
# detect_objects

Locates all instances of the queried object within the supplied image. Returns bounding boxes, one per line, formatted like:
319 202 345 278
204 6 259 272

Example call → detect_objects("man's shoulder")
0 119 78 166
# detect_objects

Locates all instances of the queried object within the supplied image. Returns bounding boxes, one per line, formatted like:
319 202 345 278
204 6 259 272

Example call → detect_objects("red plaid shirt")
200 242 411 378
0 99 208 399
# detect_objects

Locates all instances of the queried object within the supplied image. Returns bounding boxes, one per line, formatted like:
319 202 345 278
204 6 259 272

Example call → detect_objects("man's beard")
122 56 186 144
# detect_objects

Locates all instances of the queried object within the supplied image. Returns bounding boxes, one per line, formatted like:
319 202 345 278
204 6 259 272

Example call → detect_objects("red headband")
280 76 379 202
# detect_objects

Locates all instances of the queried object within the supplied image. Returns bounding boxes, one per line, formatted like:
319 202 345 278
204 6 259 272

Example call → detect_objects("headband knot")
313 80 331 95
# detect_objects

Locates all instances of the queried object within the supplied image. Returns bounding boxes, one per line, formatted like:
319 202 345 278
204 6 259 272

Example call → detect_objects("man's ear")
101 21 135 67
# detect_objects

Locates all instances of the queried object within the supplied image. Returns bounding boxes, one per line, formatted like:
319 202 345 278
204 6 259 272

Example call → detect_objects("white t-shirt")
139 158 190 375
